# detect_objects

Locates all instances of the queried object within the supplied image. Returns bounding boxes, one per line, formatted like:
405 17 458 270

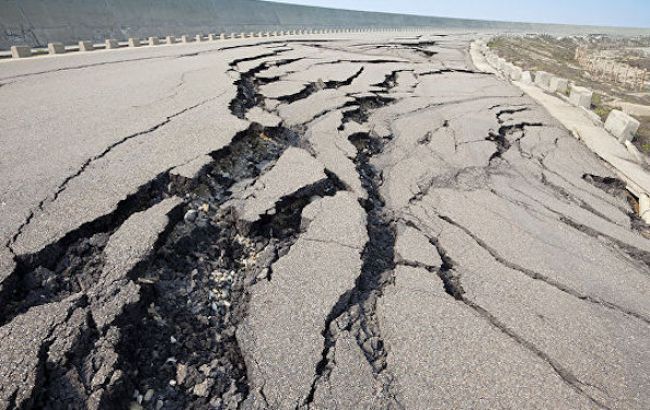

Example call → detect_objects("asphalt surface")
0 33 649 409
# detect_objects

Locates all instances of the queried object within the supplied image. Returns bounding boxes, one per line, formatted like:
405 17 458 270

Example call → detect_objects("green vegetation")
591 93 613 121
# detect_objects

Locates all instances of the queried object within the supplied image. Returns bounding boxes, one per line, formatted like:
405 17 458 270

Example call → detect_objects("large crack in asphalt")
7 98 217 257
304 97 404 409
0 121 342 409
106 126 345 409
276 66 365 104
0 173 171 326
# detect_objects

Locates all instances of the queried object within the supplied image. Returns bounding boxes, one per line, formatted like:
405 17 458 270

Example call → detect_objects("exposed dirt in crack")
582 174 650 237
0 174 171 327
305 99 403 408
103 124 344 410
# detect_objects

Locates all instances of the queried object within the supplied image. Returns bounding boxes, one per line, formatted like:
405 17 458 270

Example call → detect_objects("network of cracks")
1 35 649 410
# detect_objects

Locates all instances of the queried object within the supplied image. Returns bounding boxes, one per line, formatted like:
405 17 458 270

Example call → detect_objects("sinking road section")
0 34 649 410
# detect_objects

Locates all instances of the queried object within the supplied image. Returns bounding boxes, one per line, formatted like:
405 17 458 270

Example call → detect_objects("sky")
271 0 650 28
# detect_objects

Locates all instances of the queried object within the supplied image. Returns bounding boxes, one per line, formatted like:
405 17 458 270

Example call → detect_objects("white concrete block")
521 71 533 84
105 39 119 49
128 38 141 47
78 41 94 51
231 33 237 39
533 71 552 90
569 86 593 108
605 110 640 143
220 33 226 40
208 33 216 41
48 42 65 55
11 45 31 58
195 35 204 42
166 36 176 44
549 77 569 94
148 37 160 46
181 35 191 43
509 65 523 81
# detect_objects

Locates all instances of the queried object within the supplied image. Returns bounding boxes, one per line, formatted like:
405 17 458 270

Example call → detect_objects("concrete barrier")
533 71 552 90
231 33 237 39
48 42 65 54
78 41 94 51
195 34 204 42
181 35 191 43
128 38 141 47
569 86 593 109
605 110 640 143
11 45 31 58
220 33 226 40
208 33 216 41
549 77 569 94
521 71 533 84
509 65 523 81
105 39 119 49
148 37 160 46
166 35 176 44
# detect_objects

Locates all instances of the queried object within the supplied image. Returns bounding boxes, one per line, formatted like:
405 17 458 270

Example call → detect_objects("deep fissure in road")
106 125 345 409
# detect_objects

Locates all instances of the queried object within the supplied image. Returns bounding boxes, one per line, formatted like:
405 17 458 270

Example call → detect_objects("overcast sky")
270 0 650 28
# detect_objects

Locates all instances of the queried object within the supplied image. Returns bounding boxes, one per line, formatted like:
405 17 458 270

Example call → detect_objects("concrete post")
521 71 533 84
105 39 119 49
569 86 593 109
195 34 204 42
208 34 216 41
240 33 246 38
11 45 32 58
148 37 160 46
181 35 191 43
508 65 522 81
220 33 226 40
231 33 237 39
249 32 255 38
48 42 65 55
79 41 94 52
604 110 640 143
166 36 176 45
533 71 552 90
128 38 141 47
549 77 569 94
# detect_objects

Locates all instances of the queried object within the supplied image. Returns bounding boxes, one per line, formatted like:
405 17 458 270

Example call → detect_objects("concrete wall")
2 0 650 49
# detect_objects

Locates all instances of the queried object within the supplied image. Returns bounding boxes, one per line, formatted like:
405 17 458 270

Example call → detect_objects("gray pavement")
0 32 649 409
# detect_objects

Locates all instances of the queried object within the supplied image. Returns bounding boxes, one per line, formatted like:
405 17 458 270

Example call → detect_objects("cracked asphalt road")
0 33 649 409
